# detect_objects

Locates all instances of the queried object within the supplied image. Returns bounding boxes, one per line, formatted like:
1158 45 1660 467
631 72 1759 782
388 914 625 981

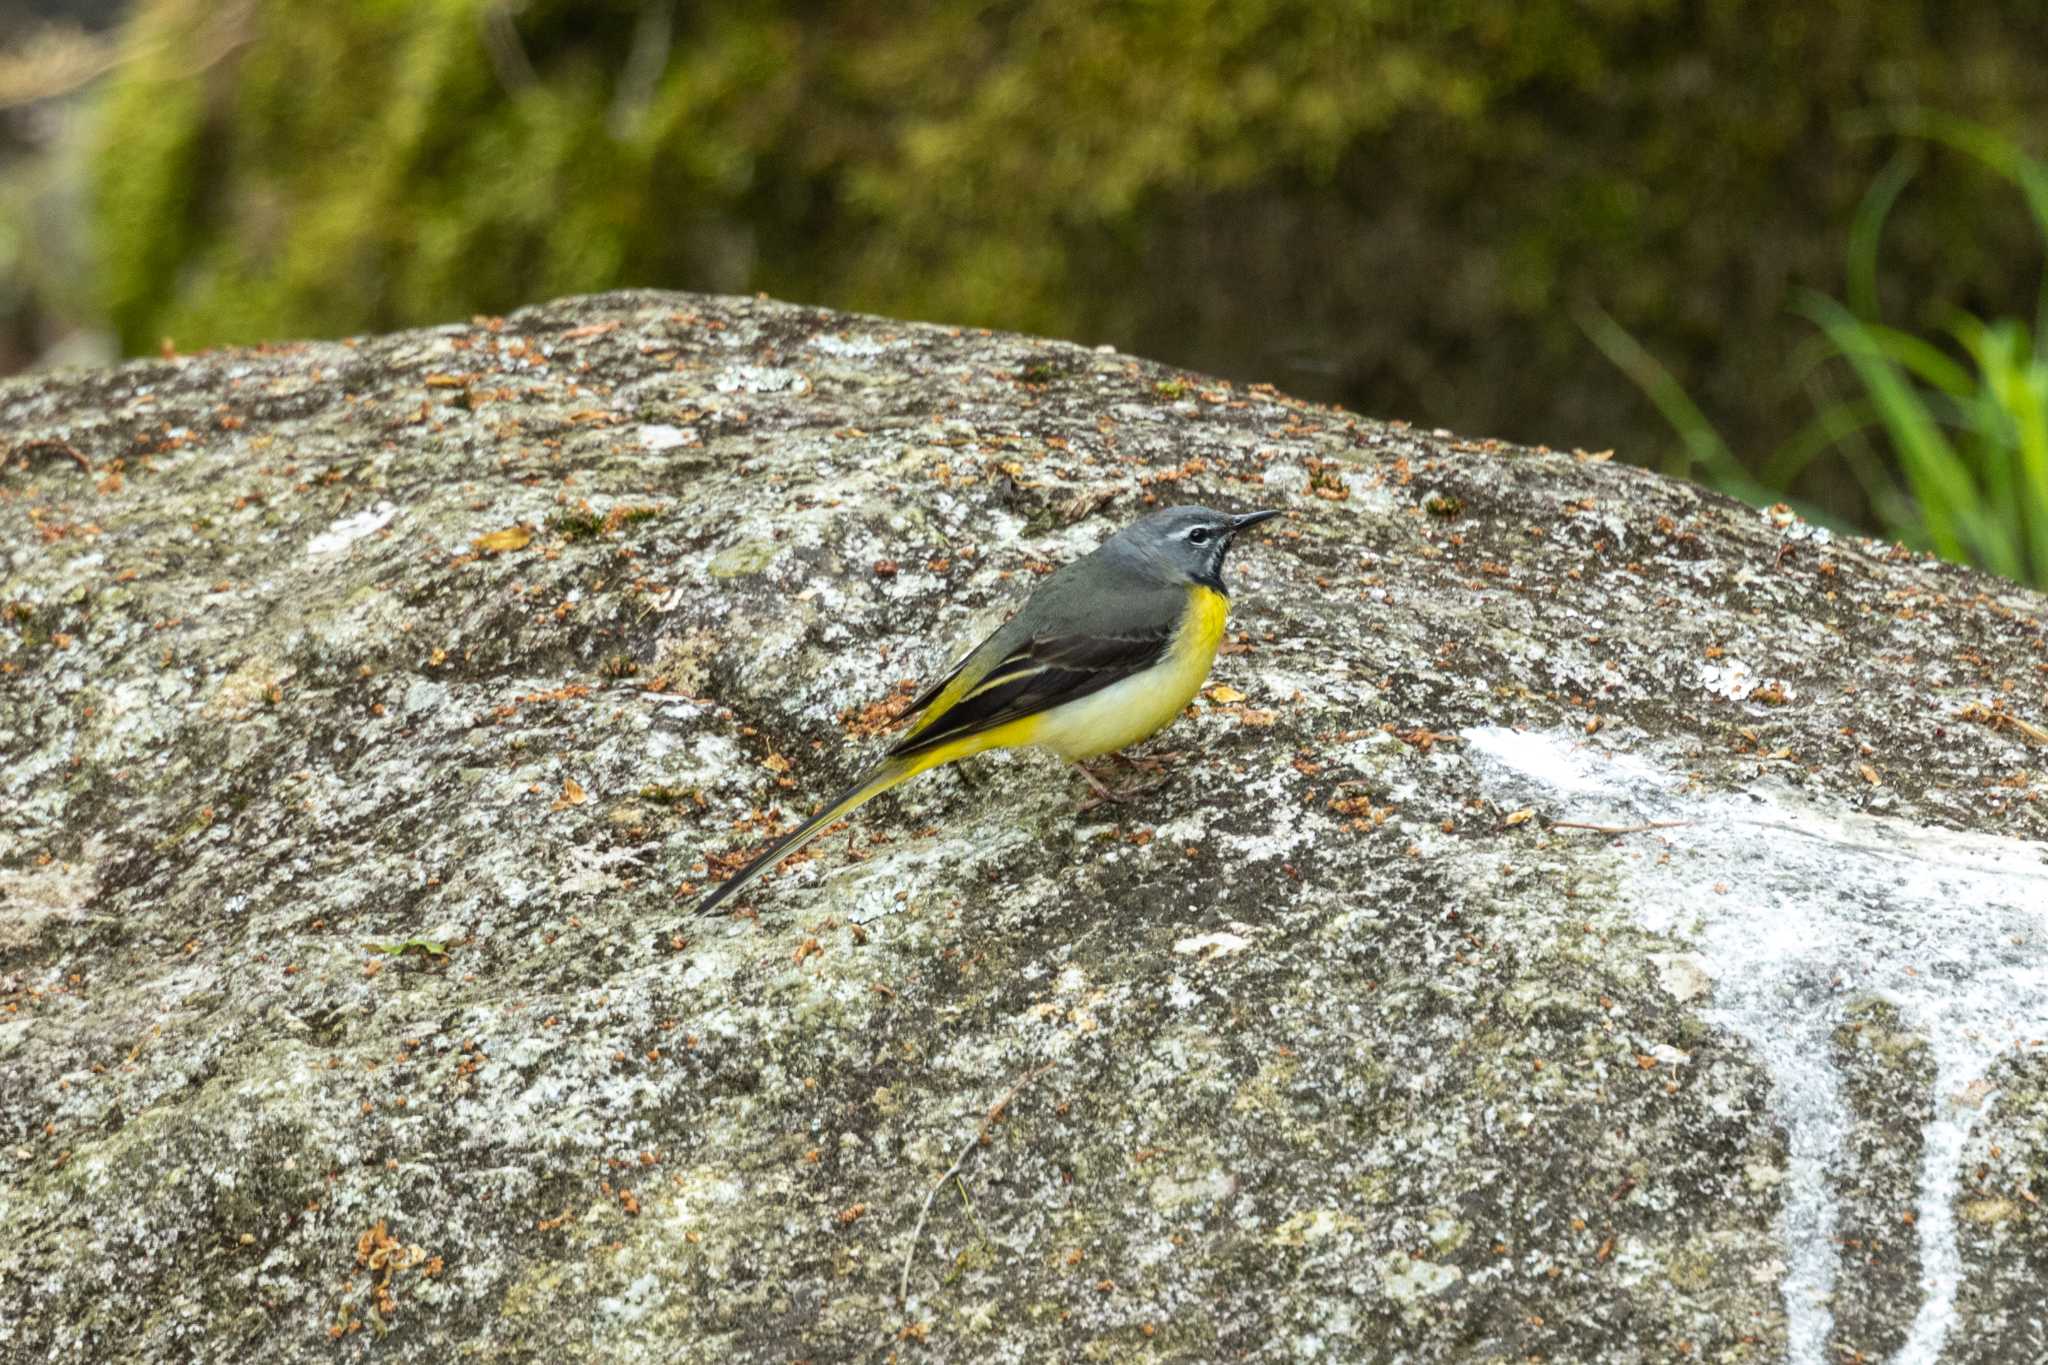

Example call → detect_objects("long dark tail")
693 755 926 914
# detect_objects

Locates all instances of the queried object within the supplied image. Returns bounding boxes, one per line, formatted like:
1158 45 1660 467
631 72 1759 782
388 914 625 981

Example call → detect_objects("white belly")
1028 662 1191 760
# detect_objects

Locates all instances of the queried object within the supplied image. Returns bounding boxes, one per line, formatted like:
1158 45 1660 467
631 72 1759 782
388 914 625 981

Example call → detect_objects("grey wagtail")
693 503 1283 913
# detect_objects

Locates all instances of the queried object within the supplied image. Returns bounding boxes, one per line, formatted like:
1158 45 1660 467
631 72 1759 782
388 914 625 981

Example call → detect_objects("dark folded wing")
887 628 1173 759
901 649 974 719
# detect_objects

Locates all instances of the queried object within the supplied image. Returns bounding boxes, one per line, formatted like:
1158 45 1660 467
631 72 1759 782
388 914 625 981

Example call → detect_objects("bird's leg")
1073 761 1123 802
1112 749 1184 777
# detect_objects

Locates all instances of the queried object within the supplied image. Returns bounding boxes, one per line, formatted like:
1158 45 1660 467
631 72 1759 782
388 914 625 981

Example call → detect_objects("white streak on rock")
1174 930 1251 960
1464 726 2048 1365
637 423 692 450
306 502 396 558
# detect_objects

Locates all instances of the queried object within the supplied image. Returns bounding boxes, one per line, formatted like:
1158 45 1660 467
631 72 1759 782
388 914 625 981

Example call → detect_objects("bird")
692 504 1284 913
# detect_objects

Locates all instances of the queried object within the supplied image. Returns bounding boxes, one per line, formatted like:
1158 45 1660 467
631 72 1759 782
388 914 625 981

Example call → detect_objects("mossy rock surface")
3 290 2047 1361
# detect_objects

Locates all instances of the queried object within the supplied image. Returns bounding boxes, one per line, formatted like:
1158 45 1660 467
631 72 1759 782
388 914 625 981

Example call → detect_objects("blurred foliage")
85 0 2048 542
1596 115 2048 586
0 18 120 373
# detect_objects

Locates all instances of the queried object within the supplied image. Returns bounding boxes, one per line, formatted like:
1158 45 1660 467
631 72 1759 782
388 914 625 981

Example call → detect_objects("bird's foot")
1073 760 1163 811
1111 749 1183 777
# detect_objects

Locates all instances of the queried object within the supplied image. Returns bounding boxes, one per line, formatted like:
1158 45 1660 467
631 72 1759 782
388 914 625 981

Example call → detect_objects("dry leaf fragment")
1503 808 1536 827
553 778 587 810
474 525 532 554
1956 701 2048 746
1391 726 1460 751
1858 764 1882 787
1207 685 1246 703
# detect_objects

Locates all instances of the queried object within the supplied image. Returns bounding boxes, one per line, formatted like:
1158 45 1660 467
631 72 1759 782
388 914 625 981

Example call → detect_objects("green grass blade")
1828 427 1923 542
1858 322 1977 397
1947 316 2048 582
1890 108 2048 238
1798 291 1991 568
1889 108 2048 340
1759 398 1879 490
1995 349 2048 580
1847 151 1919 321
1576 302 1755 493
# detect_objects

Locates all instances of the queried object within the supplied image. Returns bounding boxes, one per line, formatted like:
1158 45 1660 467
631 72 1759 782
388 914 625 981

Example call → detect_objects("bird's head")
1114 504 1284 592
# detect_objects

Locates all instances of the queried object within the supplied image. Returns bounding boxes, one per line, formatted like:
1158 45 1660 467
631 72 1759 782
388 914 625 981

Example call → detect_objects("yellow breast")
1031 585 1230 761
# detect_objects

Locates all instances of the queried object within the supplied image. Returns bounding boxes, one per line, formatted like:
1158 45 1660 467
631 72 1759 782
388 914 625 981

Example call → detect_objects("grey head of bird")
1096 504 1284 592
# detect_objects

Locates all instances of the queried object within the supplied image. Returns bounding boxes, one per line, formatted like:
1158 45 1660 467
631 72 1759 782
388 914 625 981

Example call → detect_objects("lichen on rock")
3 290 2046 1361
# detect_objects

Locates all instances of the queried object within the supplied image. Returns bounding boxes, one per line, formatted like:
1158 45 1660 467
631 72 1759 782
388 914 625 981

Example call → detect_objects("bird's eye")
1187 526 1211 545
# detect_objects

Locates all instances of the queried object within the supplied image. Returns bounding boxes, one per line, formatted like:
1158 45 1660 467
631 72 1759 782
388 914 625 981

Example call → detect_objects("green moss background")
83 0 2048 526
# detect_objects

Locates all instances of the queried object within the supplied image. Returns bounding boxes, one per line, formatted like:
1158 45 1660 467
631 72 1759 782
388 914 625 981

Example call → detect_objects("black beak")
1230 509 1284 534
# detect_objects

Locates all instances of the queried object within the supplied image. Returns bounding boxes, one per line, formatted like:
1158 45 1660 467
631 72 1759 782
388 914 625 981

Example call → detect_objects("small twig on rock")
897 1061 1055 1306
11 437 90 472
1549 819 1693 835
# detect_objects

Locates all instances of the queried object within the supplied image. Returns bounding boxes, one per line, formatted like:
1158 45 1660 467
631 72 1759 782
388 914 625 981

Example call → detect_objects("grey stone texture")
3 291 2046 1362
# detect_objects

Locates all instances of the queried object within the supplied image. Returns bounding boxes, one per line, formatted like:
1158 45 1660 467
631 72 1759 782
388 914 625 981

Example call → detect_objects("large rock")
3 290 2045 1362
